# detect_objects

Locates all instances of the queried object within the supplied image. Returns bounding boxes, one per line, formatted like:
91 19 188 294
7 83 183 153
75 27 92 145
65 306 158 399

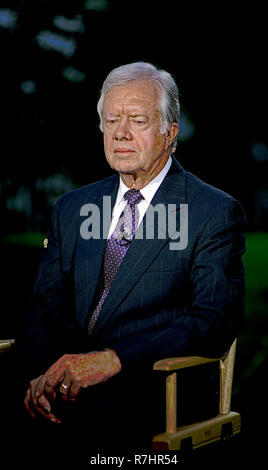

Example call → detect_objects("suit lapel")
75 177 119 328
92 158 187 336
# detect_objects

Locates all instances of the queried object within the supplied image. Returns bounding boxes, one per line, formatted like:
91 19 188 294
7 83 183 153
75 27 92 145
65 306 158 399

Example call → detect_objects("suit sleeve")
21 197 76 381
112 198 246 370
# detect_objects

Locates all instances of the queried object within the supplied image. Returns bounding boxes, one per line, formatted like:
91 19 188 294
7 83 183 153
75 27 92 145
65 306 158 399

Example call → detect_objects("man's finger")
58 373 72 400
68 380 81 401
32 375 47 402
43 377 57 401
37 392 52 414
24 389 37 419
33 396 59 422
25 389 61 423
45 369 65 391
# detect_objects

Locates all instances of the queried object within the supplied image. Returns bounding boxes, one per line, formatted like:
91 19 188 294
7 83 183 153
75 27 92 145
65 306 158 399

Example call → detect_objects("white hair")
97 62 180 152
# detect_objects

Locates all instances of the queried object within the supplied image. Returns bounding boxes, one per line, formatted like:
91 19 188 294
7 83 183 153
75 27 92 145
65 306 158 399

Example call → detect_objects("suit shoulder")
186 170 239 206
172 158 240 207
184 170 246 226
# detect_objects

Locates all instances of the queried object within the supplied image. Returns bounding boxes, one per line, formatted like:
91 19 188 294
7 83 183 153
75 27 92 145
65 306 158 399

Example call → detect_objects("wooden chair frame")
0 339 15 353
152 339 241 450
0 336 240 451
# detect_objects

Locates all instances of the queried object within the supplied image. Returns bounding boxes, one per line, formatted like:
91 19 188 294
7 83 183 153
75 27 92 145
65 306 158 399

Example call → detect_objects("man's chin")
112 161 141 175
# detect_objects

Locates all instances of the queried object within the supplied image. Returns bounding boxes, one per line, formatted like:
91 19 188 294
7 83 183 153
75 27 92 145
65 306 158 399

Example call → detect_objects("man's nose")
114 119 132 140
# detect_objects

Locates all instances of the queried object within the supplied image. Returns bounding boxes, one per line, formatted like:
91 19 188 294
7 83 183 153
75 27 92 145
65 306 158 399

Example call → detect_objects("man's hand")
24 350 122 422
24 375 62 423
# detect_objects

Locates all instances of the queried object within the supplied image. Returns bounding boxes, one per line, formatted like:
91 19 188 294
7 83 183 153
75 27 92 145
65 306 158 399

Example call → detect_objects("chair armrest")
152 340 237 435
0 339 15 352
153 354 226 371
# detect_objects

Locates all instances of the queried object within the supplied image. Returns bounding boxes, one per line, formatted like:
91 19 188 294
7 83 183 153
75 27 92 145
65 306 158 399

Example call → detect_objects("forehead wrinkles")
103 82 160 115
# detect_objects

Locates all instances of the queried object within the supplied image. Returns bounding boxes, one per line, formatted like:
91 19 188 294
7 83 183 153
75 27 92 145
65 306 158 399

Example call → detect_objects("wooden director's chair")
152 339 240 450
0 337 240 453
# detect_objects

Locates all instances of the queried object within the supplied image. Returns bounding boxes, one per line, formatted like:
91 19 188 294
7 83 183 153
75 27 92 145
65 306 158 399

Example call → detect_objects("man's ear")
165 122 179 149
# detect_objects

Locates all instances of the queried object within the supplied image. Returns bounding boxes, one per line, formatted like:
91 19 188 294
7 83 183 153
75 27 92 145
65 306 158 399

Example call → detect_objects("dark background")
0 0 267 465
1 1 267 233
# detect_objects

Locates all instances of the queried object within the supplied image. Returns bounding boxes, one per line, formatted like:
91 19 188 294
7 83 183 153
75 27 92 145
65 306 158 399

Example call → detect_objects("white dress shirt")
108 157 172 238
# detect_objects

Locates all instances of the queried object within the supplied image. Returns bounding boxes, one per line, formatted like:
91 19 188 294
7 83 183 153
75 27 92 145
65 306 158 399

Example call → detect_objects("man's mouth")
113 148 136 154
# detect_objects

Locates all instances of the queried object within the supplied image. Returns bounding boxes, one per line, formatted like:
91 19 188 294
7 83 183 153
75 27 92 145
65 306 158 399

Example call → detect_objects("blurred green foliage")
241 232 268 356
0 232 46 247
243 232 268 320
234 232 268 394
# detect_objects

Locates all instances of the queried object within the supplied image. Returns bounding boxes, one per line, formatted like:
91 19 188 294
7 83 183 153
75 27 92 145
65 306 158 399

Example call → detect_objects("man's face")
102 81 176 178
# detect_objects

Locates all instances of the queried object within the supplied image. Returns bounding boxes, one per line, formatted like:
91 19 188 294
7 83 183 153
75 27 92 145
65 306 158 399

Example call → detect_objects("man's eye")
134 120 146 126
106 119 118 125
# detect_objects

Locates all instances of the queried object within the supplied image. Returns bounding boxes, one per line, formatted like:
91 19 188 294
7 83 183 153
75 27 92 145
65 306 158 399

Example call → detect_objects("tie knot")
124 189 144 205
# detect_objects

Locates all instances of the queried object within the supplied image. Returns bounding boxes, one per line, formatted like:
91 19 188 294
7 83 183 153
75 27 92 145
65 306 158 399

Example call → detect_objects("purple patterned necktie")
88 189 144 334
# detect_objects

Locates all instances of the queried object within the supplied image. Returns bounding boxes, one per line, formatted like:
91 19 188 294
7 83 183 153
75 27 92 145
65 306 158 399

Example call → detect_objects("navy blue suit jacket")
23 157 246 380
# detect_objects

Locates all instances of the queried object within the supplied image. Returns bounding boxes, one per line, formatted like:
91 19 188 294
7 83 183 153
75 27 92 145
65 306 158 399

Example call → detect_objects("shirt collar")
117 156 172 204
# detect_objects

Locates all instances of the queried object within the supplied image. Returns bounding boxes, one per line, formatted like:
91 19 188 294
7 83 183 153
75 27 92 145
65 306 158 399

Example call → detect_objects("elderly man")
23 62 245 455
